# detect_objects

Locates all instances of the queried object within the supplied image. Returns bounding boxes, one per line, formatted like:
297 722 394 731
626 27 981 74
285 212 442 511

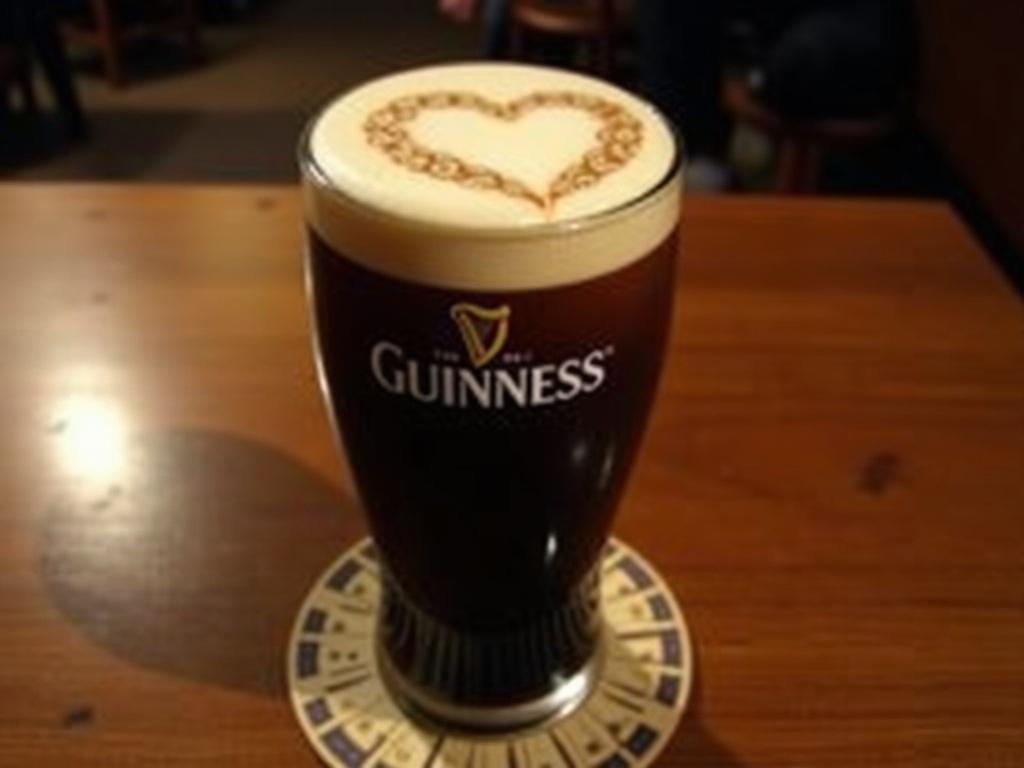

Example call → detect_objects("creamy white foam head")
302 63 682 290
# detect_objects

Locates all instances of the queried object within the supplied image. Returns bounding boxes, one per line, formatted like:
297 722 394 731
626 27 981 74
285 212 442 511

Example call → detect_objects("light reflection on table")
51 393 128 483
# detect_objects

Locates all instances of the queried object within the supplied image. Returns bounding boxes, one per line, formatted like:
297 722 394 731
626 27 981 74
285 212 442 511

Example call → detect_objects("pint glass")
301 63 681 732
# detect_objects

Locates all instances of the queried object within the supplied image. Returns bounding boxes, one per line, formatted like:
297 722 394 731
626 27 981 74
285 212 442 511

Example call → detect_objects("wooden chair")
63 0 203 87
508 0 622 78
0 44 37 116
1 2 88 139
723 76 894 194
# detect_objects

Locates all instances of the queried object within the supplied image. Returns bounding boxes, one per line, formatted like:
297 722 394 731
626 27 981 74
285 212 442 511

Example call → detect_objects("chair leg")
584 35 611 77
90 0 125 87
776 137 822 194
595 0 614 78
594 35 612 78
181 0 204 64
29 7 89 138
15 60 38 114
508 20 526 62
798 143 823 193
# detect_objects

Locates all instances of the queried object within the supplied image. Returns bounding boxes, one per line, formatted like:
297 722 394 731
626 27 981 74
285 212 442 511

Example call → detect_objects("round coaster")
288 537 693 768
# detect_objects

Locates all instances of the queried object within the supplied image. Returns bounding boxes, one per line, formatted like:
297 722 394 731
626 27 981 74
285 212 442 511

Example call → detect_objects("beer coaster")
288 537 693 768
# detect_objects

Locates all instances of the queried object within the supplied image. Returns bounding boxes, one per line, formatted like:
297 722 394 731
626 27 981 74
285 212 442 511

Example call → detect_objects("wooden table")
1 186 1022 766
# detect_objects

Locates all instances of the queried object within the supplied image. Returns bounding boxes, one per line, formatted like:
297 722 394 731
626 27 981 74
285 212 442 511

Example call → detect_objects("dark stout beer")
301 63 681 731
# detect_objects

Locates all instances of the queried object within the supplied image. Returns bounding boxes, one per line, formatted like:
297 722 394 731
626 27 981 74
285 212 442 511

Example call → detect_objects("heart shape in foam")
363 91 644 216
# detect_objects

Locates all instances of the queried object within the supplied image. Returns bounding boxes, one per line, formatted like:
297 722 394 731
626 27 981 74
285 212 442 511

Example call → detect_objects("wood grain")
0 186 1022 766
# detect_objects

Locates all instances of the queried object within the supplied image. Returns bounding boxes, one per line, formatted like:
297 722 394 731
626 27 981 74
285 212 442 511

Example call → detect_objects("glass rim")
297 73 685 242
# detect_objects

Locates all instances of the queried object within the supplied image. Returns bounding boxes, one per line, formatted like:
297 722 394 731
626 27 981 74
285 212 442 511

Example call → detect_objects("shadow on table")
40 429 361 697
670 659 744 767
39 429 743 765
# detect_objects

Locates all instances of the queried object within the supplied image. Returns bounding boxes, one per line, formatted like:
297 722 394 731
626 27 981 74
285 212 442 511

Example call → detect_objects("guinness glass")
300 63 682 732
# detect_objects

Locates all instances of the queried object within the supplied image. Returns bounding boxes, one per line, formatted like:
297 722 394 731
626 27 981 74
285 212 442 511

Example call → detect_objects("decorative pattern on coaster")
288 538 692 768
363 91 645 215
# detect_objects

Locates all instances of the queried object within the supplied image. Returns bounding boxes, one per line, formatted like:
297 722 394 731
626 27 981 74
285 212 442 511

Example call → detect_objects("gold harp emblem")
450 303 511 368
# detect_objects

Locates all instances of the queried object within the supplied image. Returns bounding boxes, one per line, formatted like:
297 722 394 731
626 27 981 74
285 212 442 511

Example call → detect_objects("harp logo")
449 302 511 368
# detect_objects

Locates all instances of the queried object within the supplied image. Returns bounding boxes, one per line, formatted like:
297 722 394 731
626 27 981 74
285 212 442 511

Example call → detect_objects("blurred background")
1 0 1021 285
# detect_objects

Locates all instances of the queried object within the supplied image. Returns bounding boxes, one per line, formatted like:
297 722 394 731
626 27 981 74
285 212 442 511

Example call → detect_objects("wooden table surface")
1 185 1022 767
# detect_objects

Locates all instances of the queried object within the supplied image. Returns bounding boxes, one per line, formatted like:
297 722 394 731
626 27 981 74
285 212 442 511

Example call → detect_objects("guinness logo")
450 302 511 368
370 304 609 408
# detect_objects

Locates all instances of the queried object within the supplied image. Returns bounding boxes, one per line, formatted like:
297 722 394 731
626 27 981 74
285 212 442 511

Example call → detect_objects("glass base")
375 556 603 717
289 537 692 768
377 628 605 734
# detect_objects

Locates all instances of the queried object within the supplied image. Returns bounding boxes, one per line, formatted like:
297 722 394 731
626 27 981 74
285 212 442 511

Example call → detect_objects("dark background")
2 0 1021 289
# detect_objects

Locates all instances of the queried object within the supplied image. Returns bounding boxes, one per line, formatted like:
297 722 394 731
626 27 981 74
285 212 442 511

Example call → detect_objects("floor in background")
4 0 479 182
3 0 1020 294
